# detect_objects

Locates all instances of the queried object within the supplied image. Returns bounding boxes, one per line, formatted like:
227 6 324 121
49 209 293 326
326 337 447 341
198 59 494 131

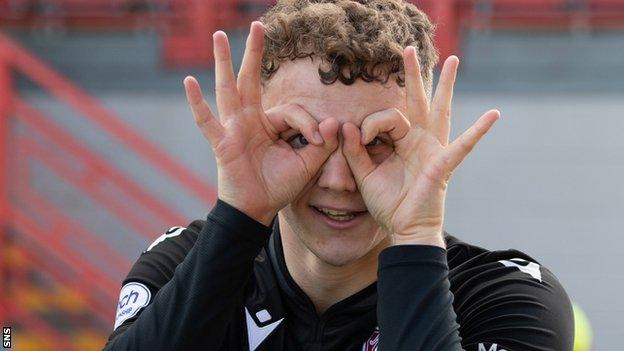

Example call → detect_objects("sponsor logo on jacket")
479 343 508 351
114 282 151 330
362 327 379 351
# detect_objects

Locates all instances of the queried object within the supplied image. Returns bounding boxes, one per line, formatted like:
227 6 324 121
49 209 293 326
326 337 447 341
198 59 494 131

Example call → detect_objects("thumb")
342 122 376 187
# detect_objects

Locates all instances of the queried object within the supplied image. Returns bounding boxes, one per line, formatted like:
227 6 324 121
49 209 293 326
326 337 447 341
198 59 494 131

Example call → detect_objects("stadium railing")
0 31 215 348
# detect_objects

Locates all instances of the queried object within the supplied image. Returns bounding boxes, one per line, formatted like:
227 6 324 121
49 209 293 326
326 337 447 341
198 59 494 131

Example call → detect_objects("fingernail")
313 131 323 144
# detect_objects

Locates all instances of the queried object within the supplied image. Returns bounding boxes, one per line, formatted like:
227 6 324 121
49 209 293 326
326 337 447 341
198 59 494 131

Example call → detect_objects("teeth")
319 208 350 216
316 207 356 221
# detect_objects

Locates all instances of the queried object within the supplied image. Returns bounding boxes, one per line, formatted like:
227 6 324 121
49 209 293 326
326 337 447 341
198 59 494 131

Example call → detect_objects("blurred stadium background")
0 0 622 349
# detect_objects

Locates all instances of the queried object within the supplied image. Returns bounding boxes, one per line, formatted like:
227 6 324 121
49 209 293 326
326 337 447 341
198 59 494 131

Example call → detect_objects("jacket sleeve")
377 245 463 350
376 246 574 351
452 255 574 351
102 200 272 351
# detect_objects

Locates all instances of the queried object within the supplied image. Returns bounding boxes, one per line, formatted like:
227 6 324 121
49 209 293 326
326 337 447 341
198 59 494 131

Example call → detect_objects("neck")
279 217 391 315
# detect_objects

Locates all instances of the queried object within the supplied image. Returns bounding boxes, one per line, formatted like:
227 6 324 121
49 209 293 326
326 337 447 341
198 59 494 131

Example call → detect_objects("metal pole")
192 0 217 66
431 0 458 63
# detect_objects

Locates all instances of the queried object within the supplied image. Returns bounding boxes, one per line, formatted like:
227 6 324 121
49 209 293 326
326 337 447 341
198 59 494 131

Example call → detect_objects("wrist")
251 210 278 227
218 198 277 227
392 232 446 249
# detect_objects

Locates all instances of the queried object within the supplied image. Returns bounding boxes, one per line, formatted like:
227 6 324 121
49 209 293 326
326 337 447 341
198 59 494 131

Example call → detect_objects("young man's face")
262 59 408 266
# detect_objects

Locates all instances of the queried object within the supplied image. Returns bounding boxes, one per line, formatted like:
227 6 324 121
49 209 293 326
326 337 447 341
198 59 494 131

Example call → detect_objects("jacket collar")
267 217 377 318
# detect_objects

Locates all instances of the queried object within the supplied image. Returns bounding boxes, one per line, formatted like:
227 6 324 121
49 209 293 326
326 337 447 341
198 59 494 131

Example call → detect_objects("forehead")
261 59 406 125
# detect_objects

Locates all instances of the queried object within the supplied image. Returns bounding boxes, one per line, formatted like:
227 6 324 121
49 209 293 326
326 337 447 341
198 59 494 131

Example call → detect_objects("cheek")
281 195 316 229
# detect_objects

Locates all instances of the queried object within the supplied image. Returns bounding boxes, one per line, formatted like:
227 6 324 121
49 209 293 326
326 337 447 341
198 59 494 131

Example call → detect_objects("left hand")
342 47 500 248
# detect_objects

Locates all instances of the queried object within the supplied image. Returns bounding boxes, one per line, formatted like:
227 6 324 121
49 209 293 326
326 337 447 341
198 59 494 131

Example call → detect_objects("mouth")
310 205 368 229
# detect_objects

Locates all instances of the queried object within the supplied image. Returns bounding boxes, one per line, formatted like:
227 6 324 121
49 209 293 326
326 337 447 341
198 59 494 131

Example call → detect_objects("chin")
279 205 388 267
309 238 371 267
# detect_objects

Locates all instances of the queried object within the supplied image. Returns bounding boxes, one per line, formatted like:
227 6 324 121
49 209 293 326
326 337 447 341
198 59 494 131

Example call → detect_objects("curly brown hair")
260 0 438 94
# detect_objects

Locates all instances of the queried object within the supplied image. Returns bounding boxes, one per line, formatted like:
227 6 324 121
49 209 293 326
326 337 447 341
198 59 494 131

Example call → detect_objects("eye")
287 134 309 149
365 135 394 160
366 137 383 147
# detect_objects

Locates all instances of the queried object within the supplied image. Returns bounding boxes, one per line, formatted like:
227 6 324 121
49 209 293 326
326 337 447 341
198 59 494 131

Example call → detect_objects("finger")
213 31 242 116
184 76 224 145
360 108 411 145
430 56 459 146
441 109 500 173
265 104 324 145
237 21 264 106
342 122 376 187
292 118 339 175
403 46 429 127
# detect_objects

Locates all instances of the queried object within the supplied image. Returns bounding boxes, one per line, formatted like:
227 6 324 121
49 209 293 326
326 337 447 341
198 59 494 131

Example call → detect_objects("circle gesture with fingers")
343 47 500 247
184 22 339 226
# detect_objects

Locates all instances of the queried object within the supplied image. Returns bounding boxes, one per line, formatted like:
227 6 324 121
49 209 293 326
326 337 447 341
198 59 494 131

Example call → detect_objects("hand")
342 47 500 247
184 22 339 226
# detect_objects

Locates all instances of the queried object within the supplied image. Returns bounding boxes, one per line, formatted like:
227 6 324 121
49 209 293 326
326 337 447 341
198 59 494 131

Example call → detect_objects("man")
104 1 573 350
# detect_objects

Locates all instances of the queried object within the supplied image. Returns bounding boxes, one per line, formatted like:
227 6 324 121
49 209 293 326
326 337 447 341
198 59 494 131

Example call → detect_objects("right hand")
184 22 339 226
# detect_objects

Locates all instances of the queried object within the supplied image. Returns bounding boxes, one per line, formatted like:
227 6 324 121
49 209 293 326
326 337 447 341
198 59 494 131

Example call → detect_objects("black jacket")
103 200 573 351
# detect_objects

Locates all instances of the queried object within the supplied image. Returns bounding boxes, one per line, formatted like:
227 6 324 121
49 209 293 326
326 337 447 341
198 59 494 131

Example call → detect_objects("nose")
317 146 357 192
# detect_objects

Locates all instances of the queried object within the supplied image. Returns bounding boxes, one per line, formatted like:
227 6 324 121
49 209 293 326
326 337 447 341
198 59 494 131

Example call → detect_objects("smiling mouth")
312 206 366 221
